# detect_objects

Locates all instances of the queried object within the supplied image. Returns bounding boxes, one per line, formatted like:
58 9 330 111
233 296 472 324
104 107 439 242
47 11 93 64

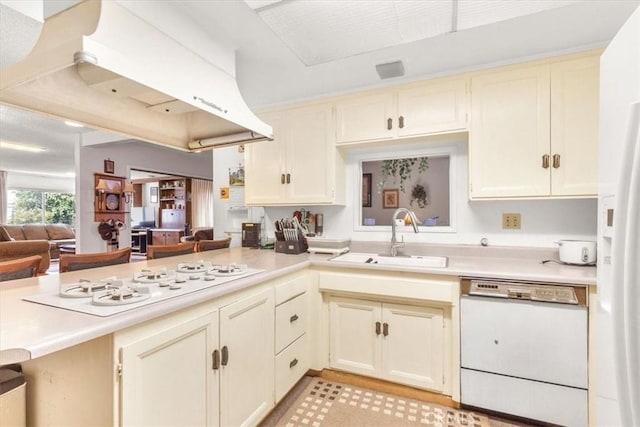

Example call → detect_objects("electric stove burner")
92 284 151 306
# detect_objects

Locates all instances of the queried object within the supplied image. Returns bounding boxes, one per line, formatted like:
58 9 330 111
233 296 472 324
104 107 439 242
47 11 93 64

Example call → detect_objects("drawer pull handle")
221 346 229 366
281 174 286 184
399 115 404 129
286 173 291 184
387 118 393 130
289 358 298 368
212 349 220 370
375 321 381 336
290 314 299 323
383 322 389 337
552 154 561 169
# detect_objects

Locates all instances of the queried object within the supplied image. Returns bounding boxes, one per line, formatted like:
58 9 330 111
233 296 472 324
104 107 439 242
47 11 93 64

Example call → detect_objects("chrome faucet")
390 207 420 257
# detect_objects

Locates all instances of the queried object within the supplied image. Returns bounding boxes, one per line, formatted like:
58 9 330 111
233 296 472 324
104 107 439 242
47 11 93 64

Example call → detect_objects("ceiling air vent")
375 60 405 80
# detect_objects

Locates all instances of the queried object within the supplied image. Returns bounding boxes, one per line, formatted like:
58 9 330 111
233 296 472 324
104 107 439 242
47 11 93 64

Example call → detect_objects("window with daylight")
7 189 75 225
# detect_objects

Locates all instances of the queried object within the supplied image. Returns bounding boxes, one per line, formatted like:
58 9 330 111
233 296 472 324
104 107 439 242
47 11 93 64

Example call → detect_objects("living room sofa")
0 228 51 275
0 223 75 265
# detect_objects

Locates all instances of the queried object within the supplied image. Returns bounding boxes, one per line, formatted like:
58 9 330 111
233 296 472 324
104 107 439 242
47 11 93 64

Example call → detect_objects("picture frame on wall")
382 189 399 209
362 173 372 207
150 187 158 204
104 159 115 174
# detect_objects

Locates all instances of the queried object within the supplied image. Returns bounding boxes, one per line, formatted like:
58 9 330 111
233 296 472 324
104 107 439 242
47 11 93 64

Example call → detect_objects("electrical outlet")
502 213 521 230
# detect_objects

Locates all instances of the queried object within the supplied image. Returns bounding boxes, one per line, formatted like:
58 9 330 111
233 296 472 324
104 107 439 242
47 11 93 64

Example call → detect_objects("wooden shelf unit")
158 178 191 230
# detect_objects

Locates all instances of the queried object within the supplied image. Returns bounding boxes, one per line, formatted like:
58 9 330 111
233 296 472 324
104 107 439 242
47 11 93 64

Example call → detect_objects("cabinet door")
285 103 336 203
161 210 185 230
397 78 468 137
329 297 382 377
219 289 274 427
336 92 395 143
381 303 444 392
470 65 551 198
550 56 599 196
120 311 219 427
245 111 286 205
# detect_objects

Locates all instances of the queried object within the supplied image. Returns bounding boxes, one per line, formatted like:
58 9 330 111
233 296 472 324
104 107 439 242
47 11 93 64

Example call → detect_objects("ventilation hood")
0 0 272 151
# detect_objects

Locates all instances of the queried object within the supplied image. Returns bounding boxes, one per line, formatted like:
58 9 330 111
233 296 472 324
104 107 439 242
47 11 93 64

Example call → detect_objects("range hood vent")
0 0 272 151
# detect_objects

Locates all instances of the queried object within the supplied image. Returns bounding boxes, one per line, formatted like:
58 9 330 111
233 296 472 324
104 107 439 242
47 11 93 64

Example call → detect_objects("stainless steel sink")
329 252 448 269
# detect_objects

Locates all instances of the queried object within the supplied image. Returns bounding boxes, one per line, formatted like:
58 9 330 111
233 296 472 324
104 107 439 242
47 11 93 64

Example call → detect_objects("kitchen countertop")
0 244 596 365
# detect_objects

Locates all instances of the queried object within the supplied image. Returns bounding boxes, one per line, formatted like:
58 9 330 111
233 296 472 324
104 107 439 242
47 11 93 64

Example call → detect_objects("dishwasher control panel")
466 279 580 305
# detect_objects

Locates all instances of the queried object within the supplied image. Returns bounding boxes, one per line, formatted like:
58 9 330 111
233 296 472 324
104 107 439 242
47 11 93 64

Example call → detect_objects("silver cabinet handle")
542 154 550 169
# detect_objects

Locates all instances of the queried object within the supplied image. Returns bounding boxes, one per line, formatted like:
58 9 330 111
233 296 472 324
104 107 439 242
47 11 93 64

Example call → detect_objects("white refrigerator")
597 5 640 427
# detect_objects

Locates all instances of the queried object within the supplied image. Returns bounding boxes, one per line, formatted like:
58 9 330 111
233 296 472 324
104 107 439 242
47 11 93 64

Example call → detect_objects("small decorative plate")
105 193 119 210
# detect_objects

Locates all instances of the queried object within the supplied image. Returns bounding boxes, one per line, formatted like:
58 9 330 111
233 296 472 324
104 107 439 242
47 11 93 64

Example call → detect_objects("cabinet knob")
542 154 550 169
375 321 381 336
552 154 561 169
286 173 291 184
399 115 404 129
387 118 393 130
281 174 286 184
289 358 298 369
383 322 389 337
290 314 299 323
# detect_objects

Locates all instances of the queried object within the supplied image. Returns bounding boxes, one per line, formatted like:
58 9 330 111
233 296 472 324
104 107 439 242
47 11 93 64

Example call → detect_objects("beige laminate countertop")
0 244 595 365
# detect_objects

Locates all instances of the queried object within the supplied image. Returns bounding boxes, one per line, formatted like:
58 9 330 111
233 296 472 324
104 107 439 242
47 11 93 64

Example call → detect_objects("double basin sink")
329 252 448 269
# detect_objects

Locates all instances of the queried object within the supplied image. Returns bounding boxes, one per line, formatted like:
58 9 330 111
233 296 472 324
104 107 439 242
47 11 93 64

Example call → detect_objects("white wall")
260 136 597 248
76 140 213 253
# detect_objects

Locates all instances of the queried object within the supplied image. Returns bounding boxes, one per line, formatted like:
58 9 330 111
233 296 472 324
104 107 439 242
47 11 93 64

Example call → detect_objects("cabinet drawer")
275 334 309 402
275 275 308 306
275 293 308 353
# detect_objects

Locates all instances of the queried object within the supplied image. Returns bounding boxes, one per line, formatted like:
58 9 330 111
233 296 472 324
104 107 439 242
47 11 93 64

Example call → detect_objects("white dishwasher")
460 278 588 427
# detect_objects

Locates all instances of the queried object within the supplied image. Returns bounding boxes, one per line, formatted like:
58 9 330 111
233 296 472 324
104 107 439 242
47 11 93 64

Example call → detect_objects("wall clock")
105 193 120 211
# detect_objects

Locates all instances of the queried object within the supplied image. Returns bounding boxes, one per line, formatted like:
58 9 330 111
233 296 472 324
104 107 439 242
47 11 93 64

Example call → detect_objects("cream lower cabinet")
469 53 599 199
245 102 344 205
329 296 445 392
117 288 274 427
119 310 219 426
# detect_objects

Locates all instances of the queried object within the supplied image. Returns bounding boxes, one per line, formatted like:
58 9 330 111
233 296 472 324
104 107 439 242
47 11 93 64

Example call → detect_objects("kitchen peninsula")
0 244 596 426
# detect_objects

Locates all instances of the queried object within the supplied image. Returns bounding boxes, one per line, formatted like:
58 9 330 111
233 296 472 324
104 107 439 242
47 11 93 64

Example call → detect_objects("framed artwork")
362 173 372 207
104 159 115 174
94 172 125 222
150 187 158 204
383 189 399 209
229 166 245 186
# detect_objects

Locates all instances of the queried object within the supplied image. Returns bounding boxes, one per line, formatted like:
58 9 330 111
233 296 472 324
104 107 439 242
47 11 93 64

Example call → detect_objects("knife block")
275 230 308 254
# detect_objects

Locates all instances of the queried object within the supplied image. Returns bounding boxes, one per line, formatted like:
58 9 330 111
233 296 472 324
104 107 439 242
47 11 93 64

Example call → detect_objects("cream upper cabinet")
550 56 599 196
245 103 345 205
329 296 445 392
469 53 599 199
336 77 468 145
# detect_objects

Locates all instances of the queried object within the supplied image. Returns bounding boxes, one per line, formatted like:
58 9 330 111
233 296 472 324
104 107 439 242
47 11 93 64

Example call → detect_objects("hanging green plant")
410 184 428 208
377 157 428 193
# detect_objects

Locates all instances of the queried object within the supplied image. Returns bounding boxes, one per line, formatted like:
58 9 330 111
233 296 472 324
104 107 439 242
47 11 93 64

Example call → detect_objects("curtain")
0 170 7 224
190 178 214 229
